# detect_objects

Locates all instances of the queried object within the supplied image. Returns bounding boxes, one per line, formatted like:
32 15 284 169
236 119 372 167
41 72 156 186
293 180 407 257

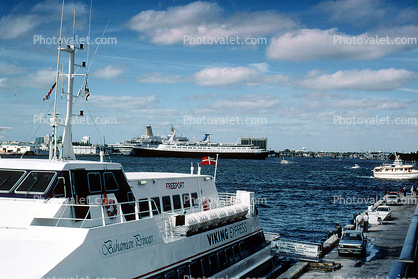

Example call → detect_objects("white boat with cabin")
373 153 418 180
0 8 275 279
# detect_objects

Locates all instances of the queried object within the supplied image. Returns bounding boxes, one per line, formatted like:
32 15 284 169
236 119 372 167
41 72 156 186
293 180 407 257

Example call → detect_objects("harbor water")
104 155 413 243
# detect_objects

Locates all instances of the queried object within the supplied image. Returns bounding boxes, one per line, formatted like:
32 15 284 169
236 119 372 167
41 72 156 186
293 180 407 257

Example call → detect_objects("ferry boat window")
52 172 70 197
164 271 176 279
217 250 227 270
232 245 241 262
87 172 102 193
182 193 191 208
138 198 150 218
199 258 208 277
188 261 199 277
176 266 188 279
151 197 161 215
239 241 248 258
208 254 219 274
173 194 181 210
0 170 26 193
103 172 119 191
191 192 198 207
225 247 234 264
15 171 56 194
162 195 172 212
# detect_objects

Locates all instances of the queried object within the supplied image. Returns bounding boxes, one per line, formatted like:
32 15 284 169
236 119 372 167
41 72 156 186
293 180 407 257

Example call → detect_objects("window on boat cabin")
182 193 191 208
151 197 161 215
87 172 102 193
239 241 248 258
52 172 70 197
191 192 198 207
208 253 219 274
176 266 188 279
225 247 234 265
217 250 227 270
0 169 26 193
162 195 172 212
233 244 241 262
138 198 150 218
164 270 176 279
15 171 56 194
199 258 209 277
188 261 200 277
104 172 119 191
173 194 182 210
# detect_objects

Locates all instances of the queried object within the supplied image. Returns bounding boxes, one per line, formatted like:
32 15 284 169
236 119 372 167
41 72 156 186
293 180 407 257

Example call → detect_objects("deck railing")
33 192 240 232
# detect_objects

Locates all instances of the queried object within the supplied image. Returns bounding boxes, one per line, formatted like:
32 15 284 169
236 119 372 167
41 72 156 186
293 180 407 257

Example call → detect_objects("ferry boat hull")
133 147 269 160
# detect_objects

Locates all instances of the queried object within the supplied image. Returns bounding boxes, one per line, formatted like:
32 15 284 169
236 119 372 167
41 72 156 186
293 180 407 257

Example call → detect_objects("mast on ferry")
50 7 86 161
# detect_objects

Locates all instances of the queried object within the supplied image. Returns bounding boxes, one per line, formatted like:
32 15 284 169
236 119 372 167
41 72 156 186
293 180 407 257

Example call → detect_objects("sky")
1 0 418 152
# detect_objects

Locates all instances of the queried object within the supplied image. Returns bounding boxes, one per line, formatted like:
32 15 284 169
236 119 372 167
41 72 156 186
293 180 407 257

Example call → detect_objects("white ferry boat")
133 134 269 160
373 153 418 180
0 9 274 279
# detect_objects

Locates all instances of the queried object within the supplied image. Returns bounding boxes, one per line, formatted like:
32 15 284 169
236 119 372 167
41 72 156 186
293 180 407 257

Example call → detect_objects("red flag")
43 82 56 101
201 156 216 166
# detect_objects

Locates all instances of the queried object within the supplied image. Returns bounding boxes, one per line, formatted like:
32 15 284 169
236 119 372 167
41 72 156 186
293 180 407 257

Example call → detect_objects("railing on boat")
32 192 242 237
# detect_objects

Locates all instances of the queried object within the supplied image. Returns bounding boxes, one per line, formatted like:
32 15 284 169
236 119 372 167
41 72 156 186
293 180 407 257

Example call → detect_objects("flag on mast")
43 82 56 101
201 156 216 166
83 81 90 101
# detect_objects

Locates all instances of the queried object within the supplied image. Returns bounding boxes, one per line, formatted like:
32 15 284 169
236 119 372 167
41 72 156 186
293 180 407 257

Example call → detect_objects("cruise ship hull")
133 147 269 160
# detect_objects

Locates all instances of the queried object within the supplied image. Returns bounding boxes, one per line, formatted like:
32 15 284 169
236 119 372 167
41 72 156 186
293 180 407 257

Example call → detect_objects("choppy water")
106 155 413 243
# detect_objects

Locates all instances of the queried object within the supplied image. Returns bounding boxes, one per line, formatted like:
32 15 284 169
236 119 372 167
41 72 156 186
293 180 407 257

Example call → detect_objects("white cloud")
245 74 290 87
186 93 219 100
192 67 258 87
399 88 418 93
92 65 125 79
316 0 386 26
136 73 184 84
90 95 157 110
127 1 299 45
19 67 56 89
249 63 269 73
299 68 415 91
310 98 406 110
266 27 418 61
31 0 88 16
207 94 280 114
191 66 289 87
0 63 26 75
0 0 89 40
0 14 42 40
0 78 7 87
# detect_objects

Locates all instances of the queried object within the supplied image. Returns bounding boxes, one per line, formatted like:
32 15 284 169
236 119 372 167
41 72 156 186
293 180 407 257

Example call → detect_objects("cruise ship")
373 153 418 180
0 9 276 278
133 134 269 160
115 125 188 156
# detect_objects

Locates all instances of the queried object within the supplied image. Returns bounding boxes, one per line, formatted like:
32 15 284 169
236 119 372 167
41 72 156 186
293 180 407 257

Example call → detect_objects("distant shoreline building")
240 137 267 151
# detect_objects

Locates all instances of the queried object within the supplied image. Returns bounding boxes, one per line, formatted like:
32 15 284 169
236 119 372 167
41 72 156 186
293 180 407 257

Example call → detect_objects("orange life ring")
102 193 117 219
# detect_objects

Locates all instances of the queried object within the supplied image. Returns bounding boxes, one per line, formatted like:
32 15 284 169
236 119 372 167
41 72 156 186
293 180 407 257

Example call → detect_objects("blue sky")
1 0 418 152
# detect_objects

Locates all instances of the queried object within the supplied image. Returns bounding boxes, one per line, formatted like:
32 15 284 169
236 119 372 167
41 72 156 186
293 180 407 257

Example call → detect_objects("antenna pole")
50 0 65 160
214 154 219 182
60 8 78 160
